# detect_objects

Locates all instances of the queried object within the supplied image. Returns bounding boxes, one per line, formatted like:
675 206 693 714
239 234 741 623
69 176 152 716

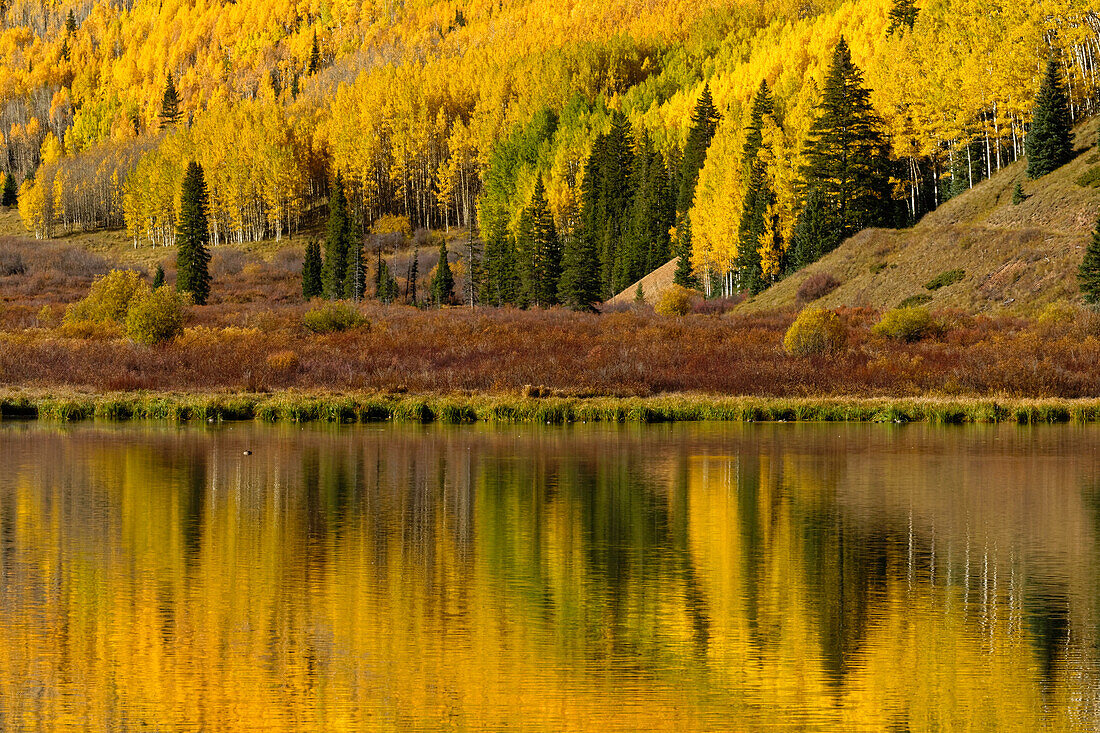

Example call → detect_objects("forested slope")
0 0 1095 309
741 118 1100 314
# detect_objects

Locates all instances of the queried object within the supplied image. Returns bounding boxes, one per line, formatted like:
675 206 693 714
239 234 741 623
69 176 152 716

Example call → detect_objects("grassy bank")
4 390 1100 425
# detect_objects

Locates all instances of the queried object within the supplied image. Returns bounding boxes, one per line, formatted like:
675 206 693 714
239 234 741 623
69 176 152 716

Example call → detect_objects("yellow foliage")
783 308 846 356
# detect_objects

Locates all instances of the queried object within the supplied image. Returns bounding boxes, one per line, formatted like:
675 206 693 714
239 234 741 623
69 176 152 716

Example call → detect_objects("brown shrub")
796 272 841 303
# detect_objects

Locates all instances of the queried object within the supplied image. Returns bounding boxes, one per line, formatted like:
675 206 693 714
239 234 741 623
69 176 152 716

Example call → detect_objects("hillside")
740 118 1100 315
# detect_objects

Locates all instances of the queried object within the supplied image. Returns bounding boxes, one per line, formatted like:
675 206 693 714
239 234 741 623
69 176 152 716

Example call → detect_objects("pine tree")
634 282 645 304
1026 59 1074 180
153 264 165 289
623 132 675 285
175 161 211 305
308 31 321 75
406 247 420 305
677 83 721 215
322 174 350 299
1 173 17 207
785 187 839 274
342 213 365 301
673 214 697 288
799 38 893 252
516 178 561 307
431 239 455 306
1012 182 1026 205
1079 214 1100 305
160 75 181 128
65 9 77 34
302 241 323 299
886 0 918 35
562 145 606 311
737 81 777 294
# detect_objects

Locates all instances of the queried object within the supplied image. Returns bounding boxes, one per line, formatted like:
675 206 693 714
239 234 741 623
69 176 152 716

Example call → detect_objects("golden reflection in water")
0 422 1097 731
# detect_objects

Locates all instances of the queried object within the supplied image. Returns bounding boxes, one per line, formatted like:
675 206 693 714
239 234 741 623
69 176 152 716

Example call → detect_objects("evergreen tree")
1079 214 1100 305
516 178 561 307
1 173 17 207
799 38 893 253
634 282 645 304
622 132 675 285
322 174 350 299
160 75 181 128
290 73 300 99
673 214 697 288
598 112 635 295
785 187 840 274
886 0 918 35
736 81 777 294
302 241 323 299
175 161 211 305
406 247 420 305
342 213 365 301
677 83 721 215
65 9 77 34
153 264 165 289
1012 181 1026 205
308 31 321 75
430 239 455 306
1026 59 1074 180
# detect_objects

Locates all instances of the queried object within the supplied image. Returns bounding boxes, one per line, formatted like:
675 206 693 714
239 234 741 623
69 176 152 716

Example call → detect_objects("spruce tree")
623 132 675 286
1012 182 1026 205
175 161 211 305
342 213 365 301
785 187 839 274
160 75 181 128
597 112 635 296
516 178 561 308
799 37 893 252
153 264 165 289
322 174 350 299
308 31 321 75
886 0 918 35
736 81 776 293
677 83 721 215
1 172 17 207
1079 214 1100 305
1026 59 1074 180
673 214 697 288
65 9 77 34
406 247 419 305
430 239 455 306
302 241 323 299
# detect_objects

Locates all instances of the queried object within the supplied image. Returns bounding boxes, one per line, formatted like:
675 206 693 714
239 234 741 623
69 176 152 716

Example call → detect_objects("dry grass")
744 118 1100 316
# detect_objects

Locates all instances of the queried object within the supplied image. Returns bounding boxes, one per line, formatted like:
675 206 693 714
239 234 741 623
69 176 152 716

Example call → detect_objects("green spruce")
322 174 350 299
673 214 697 289
175 161 211 305
677 83 721 215
1 173 17 207
308 31 321 75
160 75 181 128
153 264 165 289
1079 214 1100 304
1026 58 1074 180
1012 181 1026 205
342 213 365 301
736 81 777 294
886 0 918 35
431 239 455 306
302 241 323 299
516 178 561 307
799 37 893 254
406 247 420 305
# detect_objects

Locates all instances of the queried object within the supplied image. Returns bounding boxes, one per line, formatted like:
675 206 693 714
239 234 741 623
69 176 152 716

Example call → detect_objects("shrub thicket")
125 287 187 345
654 285 695 316
873 306 937 341
784 308 846 356
65 269 149 324
302 301 368 333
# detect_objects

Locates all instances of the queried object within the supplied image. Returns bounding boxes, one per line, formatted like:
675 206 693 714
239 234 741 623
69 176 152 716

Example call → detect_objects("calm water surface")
1 421 1099 731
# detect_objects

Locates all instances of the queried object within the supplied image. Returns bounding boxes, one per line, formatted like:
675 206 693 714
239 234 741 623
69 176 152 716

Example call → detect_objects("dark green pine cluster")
317 174 366 301
674 84 720 288
735 81 776 294
790 38 893 271
1026 59 1074 180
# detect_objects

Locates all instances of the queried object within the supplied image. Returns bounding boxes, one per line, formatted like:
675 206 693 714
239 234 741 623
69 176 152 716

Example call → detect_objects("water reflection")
0 422 1098 730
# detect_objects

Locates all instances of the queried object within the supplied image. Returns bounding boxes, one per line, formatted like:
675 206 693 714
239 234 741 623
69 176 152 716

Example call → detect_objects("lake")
1 421 1097 731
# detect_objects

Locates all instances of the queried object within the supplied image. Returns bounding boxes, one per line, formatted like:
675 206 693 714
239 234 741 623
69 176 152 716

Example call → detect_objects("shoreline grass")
2 390 1099 425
